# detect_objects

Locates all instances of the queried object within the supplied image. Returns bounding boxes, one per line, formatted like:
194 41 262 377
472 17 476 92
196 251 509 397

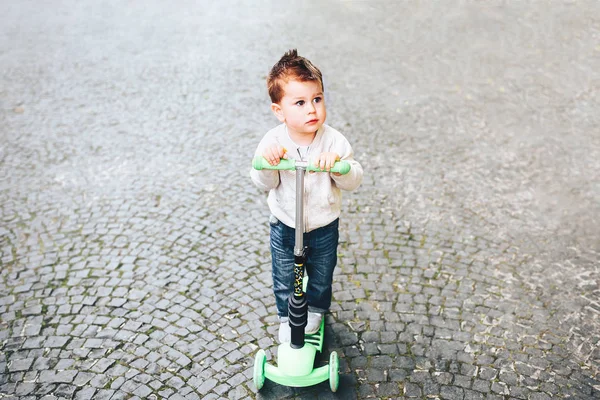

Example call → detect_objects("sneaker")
306 312 323 334
278 316 291 343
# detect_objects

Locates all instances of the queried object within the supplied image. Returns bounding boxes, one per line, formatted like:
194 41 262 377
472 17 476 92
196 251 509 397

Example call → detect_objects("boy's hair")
267 49 323 104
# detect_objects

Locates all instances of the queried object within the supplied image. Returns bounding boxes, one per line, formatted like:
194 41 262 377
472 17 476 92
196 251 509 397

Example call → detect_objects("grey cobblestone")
1 0 599 399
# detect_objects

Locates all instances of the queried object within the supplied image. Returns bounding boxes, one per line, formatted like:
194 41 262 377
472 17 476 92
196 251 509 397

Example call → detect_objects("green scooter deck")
253 313 338 391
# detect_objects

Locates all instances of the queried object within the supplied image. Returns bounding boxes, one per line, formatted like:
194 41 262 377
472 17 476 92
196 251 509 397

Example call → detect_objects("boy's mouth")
306 119 319 125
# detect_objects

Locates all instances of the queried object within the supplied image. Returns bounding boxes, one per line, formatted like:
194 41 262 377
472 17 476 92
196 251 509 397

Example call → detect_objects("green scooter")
252 156 351 392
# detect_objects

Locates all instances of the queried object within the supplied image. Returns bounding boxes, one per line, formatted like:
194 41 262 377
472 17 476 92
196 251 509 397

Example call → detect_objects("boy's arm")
250 167 280 192
331 139 363 191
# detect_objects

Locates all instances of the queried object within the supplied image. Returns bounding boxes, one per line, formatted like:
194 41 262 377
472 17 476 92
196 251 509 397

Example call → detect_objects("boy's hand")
262 144 287 166
313 152 341 175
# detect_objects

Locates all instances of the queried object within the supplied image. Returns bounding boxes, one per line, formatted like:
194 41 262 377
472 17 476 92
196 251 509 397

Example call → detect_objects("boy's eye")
313 97 322 103
296 100 305 106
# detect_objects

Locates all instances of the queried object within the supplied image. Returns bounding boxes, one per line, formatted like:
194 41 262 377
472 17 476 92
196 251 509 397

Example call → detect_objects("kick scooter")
252 156 351 392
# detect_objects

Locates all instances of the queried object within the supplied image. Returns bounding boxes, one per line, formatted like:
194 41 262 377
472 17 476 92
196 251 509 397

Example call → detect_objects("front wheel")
254 349 266 390
329 351 339 392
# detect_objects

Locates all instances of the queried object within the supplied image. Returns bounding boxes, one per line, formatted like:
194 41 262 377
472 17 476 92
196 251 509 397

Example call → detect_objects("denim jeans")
270 216 339 318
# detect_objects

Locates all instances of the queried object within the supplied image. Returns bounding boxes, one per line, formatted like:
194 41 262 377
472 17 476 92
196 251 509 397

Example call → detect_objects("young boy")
250 49 363 343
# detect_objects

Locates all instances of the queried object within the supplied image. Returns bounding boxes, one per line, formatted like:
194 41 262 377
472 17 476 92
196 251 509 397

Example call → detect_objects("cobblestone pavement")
1 1 599 399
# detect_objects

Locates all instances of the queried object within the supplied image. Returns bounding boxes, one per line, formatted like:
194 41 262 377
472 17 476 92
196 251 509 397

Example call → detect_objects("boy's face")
271 79 326 140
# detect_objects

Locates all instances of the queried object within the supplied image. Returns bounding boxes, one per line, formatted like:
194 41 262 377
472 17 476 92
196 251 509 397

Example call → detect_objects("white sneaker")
278 317 291 343
306 312 323 334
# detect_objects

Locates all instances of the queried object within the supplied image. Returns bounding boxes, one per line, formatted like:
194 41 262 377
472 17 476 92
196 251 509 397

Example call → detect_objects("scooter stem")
289 165 308 349
294 167 305 257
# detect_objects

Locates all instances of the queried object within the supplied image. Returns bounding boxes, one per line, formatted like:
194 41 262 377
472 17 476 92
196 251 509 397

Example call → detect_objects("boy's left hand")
313 152 342 176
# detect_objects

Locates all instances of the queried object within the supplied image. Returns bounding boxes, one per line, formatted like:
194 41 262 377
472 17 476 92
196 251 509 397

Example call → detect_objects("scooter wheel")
329 351 339 392
254 349 266 390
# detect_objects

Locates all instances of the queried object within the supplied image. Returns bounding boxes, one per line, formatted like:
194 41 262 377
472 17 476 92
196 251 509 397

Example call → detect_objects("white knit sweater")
250 123 363 232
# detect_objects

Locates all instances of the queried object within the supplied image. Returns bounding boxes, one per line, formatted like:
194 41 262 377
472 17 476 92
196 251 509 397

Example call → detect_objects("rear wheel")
253 349 266 390
329 351 339 392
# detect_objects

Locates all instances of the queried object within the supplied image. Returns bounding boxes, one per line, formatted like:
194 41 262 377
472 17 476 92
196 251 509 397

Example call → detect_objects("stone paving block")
8 358 34 372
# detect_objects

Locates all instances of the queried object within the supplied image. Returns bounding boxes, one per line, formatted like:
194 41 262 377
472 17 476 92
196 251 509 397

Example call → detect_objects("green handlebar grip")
252 156 351 175
252 157 296 171
307 161 351 175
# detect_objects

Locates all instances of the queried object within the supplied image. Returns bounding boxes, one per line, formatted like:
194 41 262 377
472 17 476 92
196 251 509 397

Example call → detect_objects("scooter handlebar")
252 156 351 175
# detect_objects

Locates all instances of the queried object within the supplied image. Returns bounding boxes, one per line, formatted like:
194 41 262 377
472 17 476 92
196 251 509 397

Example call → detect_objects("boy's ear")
271 103 285 122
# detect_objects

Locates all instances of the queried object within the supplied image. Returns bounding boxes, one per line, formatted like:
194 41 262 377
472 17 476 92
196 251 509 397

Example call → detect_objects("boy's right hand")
262 144 287 166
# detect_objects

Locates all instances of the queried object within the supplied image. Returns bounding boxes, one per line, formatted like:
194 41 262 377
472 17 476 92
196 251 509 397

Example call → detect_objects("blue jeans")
270 216 339 318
